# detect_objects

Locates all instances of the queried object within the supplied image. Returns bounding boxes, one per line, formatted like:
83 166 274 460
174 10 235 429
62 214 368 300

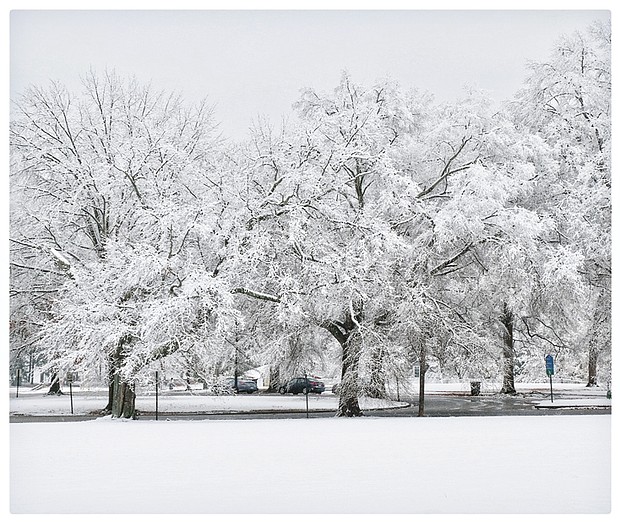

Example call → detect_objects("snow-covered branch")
230 287 281 303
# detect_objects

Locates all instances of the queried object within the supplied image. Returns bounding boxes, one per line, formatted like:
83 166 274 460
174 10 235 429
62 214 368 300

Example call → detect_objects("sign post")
545 355 555 403
67 372 74 414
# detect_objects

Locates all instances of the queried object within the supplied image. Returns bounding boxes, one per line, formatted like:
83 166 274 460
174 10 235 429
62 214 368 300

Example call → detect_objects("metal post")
69 381 74 414
418 345 426 417
16 369 20 398
396 377 400 402
234 325 240 393
305 372 309 419
549 374 554 403
155 371 159 421
545 354 555 403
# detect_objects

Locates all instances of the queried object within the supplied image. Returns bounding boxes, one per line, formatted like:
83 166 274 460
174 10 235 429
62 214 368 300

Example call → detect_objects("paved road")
9 391 610 423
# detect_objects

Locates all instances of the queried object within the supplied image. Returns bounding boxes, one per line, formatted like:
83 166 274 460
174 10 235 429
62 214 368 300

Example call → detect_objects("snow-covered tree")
231 75 563 413
10 72 228 417
510 20 611 386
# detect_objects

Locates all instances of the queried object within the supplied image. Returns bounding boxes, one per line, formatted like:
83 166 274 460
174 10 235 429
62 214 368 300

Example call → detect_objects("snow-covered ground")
9 390 407 415
9 382 612 514
10 415 610 514
535 397 612 408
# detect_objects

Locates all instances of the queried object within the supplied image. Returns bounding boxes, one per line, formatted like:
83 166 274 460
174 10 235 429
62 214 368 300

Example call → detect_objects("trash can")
470 381 481 396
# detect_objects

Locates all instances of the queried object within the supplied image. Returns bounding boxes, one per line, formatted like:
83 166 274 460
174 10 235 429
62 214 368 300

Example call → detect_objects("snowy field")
9 383 613 515
10 415 610 514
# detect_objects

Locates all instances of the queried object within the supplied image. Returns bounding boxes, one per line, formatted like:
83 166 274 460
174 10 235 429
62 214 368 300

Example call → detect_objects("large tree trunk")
47 372 63 395
103 336 137 419
111 374 136 419
266 366 281 393
500 304 517 394
586 347 598 387
586 288 608 387
337 332 363 417
322 302 365 417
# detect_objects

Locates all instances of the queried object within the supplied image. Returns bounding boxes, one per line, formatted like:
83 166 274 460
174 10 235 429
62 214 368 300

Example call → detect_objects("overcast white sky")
9 8 611 140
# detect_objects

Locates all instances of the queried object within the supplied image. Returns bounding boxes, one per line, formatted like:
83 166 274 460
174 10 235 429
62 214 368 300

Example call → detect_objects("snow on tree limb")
50 249 71 271
230 287 281 303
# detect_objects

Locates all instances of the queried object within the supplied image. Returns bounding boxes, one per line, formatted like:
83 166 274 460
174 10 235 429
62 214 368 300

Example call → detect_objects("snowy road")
10 387 610 422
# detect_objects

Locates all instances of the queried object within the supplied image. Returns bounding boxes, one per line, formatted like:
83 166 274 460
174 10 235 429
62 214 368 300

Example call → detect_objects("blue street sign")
545 355 554 376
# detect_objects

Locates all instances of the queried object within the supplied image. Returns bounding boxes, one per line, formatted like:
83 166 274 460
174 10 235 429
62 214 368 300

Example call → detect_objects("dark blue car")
224 377 258 394
279 377 325 395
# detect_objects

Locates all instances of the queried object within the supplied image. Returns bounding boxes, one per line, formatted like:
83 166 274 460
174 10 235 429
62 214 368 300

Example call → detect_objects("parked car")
223 377 258 394
279 376 325 395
